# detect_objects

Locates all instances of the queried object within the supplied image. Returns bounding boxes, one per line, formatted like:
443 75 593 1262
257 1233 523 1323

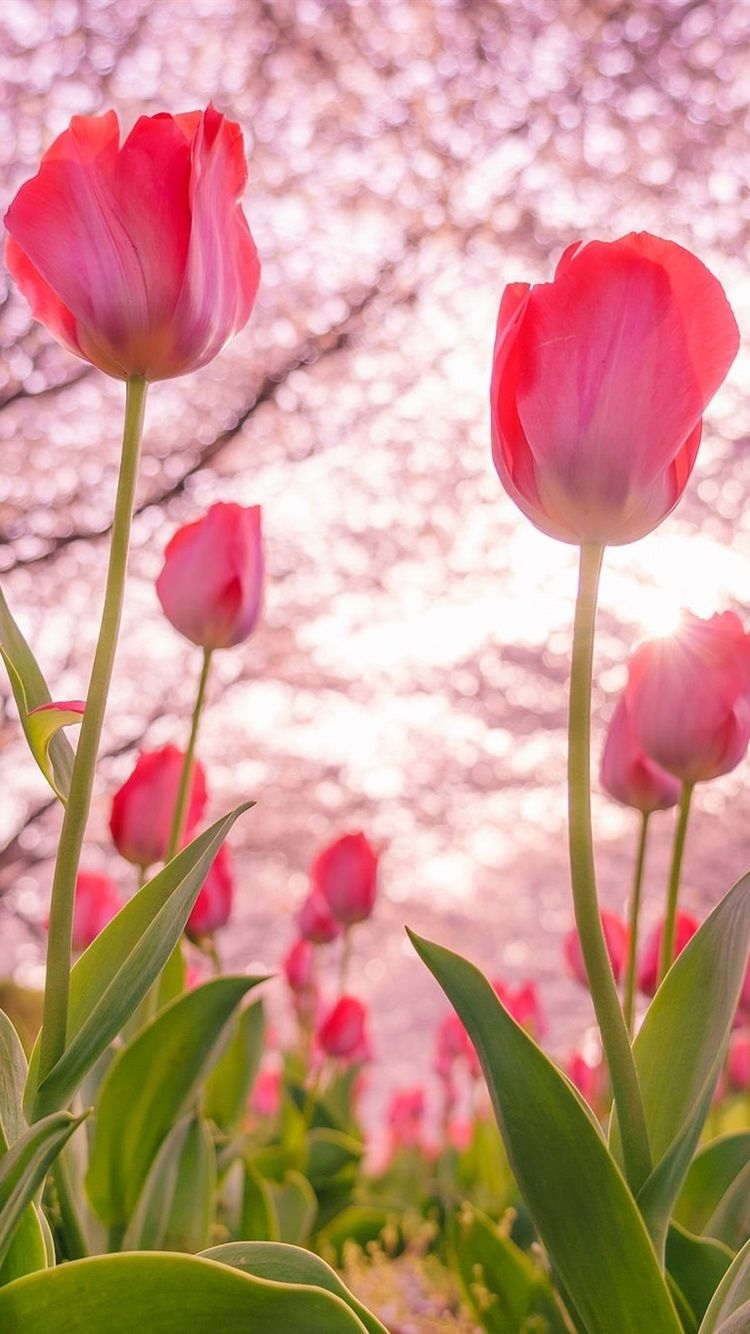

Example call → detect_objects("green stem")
568 543 651 1190
166 647 212 862
52 1150 89 1260
658 782 694 985
37 377 147 1097
623 811 650 1036
339 926 352 993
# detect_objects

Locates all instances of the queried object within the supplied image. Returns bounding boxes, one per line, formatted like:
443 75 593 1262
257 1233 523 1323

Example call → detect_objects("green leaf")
666 1223 732 1330
241 1162 278 1241
449 1203 572 1333
0 1251 372 1332
266 1171 317 1246
86 975 261 1229
675 1134 750 1252
202 1241 389 1334
25 701 84 802
0 1112 84 1270
612 873 750 1253
0 1011 28 1148
699 1235 750 1332
306 1128 363 1186
122 1114 215 1253
203 999 265 1132
0 584 74 801
0 1208 47 1289
315 1204 391 1263
27 804 254 1118
410 930 682 1334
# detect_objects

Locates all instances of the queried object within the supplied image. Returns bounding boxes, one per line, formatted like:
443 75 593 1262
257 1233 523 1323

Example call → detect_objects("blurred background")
1 0 750 1128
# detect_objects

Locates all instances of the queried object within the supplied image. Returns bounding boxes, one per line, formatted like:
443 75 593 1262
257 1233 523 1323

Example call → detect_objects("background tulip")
564 911 629 988
5 106 260 381
109 744 207 869
490 232 739 546
283 938 315 993
186 843 233 940
71 870 121 952
638 910 699 995
157 503 263 650
317 995 369 1059
626 612 750 784
312 831 379 926
600 695 681 813
492 978 546 1037
296 891 341 944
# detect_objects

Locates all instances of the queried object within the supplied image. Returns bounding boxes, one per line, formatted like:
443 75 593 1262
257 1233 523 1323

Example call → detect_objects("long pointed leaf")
0 1252 371 1332
0 1112 84 1269
27 804 253 1118
0 585 74 800
611 872 750 1253
410 930 682 1334
122 1114 215 1253
86 975 262 1228
700 1235 750 1332
0 1012 28 1148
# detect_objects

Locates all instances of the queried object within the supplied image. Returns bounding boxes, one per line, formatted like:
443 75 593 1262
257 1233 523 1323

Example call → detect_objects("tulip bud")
600 696 681 814
296 891 341 944
317 995 368 1060
157 504 263 651
186 843 233 940
109 745 207 869
283 938 315 993
71 870 121 952
564 912 630 988
387 1087 426 1150
492 978 546 1037
638 911 699 996
312 831 379 927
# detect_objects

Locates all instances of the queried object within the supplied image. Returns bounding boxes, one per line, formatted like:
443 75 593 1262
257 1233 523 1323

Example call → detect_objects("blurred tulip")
296 891 341 944
387 1087 426 1150
567 1052 609 1115
564 911 630 988
492 978 546 1037
727 1032 750 1091
490 232 738 546
109 744 207 869
638 911 699 995
317 995 369 1060
626 612 750 785
5 107 260 381
312 831 379 926
250 1068 281 1118
71 870 121 952
283 938 316 993
434 1011 480 1081
186 843 233 940
157 503 263 650
600 696 681 814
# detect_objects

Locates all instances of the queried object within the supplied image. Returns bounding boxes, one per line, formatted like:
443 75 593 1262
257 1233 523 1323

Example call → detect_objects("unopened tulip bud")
71 870 121 952
638 911 699 996
283 938 315 993
312 831 379 927
186 843 233 940
600 696 681 814
317 995 368 1059
296 891 341 944
157 503 263 651
492 978 546 1037
564 912 629 988
109 745 207 869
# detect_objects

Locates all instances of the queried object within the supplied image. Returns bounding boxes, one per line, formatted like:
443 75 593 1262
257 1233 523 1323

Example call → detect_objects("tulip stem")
568 543 651 1190
166 647 213 862
623 811 650 1036
658 781 694 986
37 377 148 1103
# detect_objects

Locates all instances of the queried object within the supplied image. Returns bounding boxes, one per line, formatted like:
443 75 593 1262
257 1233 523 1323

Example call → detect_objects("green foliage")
410 930 682 1334
122 1114 216 1252
0 584 74 802
449 1203 571 1333
0 1112 85 1275
204 999 265 1133
675 1135 750 1253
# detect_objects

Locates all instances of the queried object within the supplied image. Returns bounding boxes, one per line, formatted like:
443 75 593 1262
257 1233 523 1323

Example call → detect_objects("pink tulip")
564 911 630 988
626 612 750 785
567 1052 609 1115
5 107 260 381
600 695 681 814
727 1032 750 1091
109 745 207 869
434 1012 480 1081
157 504 263 651
638 911 700 995
71 870 121 952
283 938 315 993
186 843 233 940
250 1068 281 1118
296 891 341 945
312 831 379 927
490 233 738 546
387 1087 426 1149
317 995 368 1060
492 979 546 1038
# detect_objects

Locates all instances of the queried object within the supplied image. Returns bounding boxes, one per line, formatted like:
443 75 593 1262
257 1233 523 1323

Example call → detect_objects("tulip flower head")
283 937 316 994
5 106 260 381
492 978 546 1038
638 911 699 996
109 744 207 869
387 1087 426 1150
490 232 739 546
296 891 342 944
71 870 121 952
312 831 379 927
186 843 233 940
564 911 630 988
626 612 750 785
157 503 263 651
317 995 369 1061
600 695 681 814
